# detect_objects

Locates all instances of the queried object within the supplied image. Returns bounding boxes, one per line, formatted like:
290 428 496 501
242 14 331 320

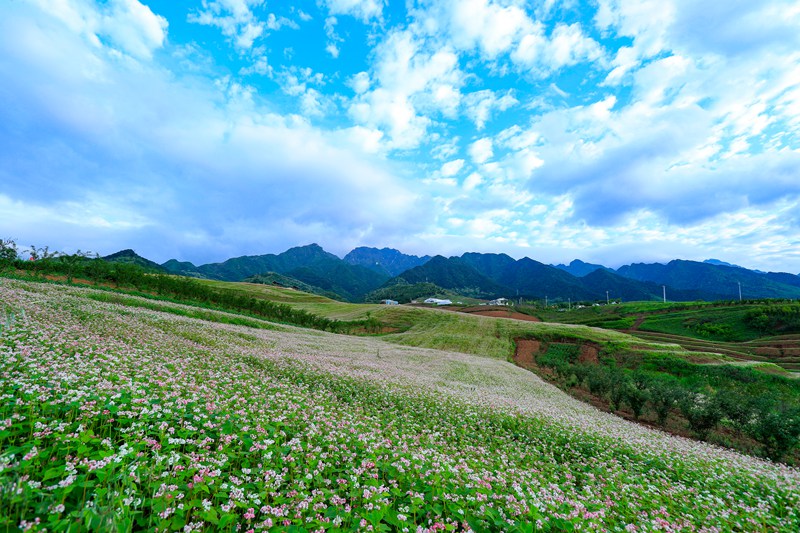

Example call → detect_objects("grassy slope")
2 278 799 532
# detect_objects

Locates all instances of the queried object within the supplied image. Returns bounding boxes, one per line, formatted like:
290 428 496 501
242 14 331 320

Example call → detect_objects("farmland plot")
1 279 798 532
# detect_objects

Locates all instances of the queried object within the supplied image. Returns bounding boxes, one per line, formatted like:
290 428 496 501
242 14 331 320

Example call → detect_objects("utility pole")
606 290 609 305
662 285 666 303
738 281 742 302
545 296 548 307
568 297 571 310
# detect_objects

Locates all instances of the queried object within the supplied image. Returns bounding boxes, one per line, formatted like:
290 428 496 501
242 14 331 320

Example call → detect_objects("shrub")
648 378 682 426
679 392 724 439
746 396 800 461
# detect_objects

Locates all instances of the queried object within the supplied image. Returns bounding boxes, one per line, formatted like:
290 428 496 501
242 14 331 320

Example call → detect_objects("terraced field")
626 330 800 372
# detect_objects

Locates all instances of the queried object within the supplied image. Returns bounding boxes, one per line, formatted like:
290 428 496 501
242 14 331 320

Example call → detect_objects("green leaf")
43 466 63 480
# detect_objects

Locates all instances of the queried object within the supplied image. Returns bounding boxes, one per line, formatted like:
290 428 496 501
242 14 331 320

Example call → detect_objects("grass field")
2 278 799 531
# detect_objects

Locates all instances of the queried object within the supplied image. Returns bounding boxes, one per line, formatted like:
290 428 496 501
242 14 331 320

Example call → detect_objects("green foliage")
530 340 800 461
0 238 17 266
744 304 800 334
647 377 681 426
623 372 650 419
679 392 724 439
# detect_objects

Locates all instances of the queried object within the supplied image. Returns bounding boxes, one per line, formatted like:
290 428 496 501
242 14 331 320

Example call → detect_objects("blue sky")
1 0 799 273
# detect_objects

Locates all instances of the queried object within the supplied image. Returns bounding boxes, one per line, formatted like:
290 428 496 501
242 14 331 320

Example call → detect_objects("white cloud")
29 0 167 60
349 72 371 94
323 0 385 23
468 138 493 164
440 159 465 177
463 172 483 191
512 22 604 74
463 90 517 130
189 0 296 51
348 27 464 149
442 0 534 58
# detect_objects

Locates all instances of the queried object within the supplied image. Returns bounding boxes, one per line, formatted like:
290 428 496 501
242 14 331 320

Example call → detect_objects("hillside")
244 271 342 300
391 255 508 299
2 277 799 531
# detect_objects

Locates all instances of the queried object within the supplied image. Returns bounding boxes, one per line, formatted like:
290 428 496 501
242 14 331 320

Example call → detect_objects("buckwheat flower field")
1 279 798 532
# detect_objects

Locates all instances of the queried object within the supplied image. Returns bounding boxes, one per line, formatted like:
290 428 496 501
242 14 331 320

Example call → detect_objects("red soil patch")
513 339 541 367
578 343 600 364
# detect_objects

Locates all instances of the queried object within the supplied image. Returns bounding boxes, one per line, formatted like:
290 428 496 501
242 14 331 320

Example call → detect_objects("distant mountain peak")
703 258 744 269
553 259 608 277
102 249 164 271
343 246 431 277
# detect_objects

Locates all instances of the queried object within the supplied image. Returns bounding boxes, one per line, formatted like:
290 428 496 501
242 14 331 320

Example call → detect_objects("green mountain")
616 260 800 300
103 249 164 271
163 244 388 302
161 259 203 277
553 259 609 277
578 268 664 302
343 247 431 277
459 253 594 300
459 252 517 281
494 257 595 300
393 256 508 299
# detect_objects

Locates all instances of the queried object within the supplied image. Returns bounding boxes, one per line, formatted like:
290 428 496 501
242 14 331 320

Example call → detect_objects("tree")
0 238 18 269
648 378 681 426
24 245 60 278
58 250 93 284
624 373 650 420
679 392 723 440
746 396 800 462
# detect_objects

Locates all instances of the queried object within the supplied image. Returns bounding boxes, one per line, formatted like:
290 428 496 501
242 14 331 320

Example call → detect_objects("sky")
1 0 799 273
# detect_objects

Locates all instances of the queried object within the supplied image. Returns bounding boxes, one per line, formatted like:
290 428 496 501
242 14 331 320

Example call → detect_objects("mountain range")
103 245 800 304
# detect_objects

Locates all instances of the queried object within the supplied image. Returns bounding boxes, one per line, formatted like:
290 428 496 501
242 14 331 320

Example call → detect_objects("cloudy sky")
1 0 799 272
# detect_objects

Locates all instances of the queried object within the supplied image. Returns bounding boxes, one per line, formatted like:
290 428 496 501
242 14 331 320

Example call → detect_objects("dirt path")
629 315 646 331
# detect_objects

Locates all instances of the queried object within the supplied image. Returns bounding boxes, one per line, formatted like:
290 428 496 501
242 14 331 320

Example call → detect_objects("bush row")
535 342 800 462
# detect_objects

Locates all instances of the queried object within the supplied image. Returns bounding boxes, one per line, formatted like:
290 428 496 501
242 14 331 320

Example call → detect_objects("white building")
487 298 509 306
424 298 452 306
381 299 399 305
